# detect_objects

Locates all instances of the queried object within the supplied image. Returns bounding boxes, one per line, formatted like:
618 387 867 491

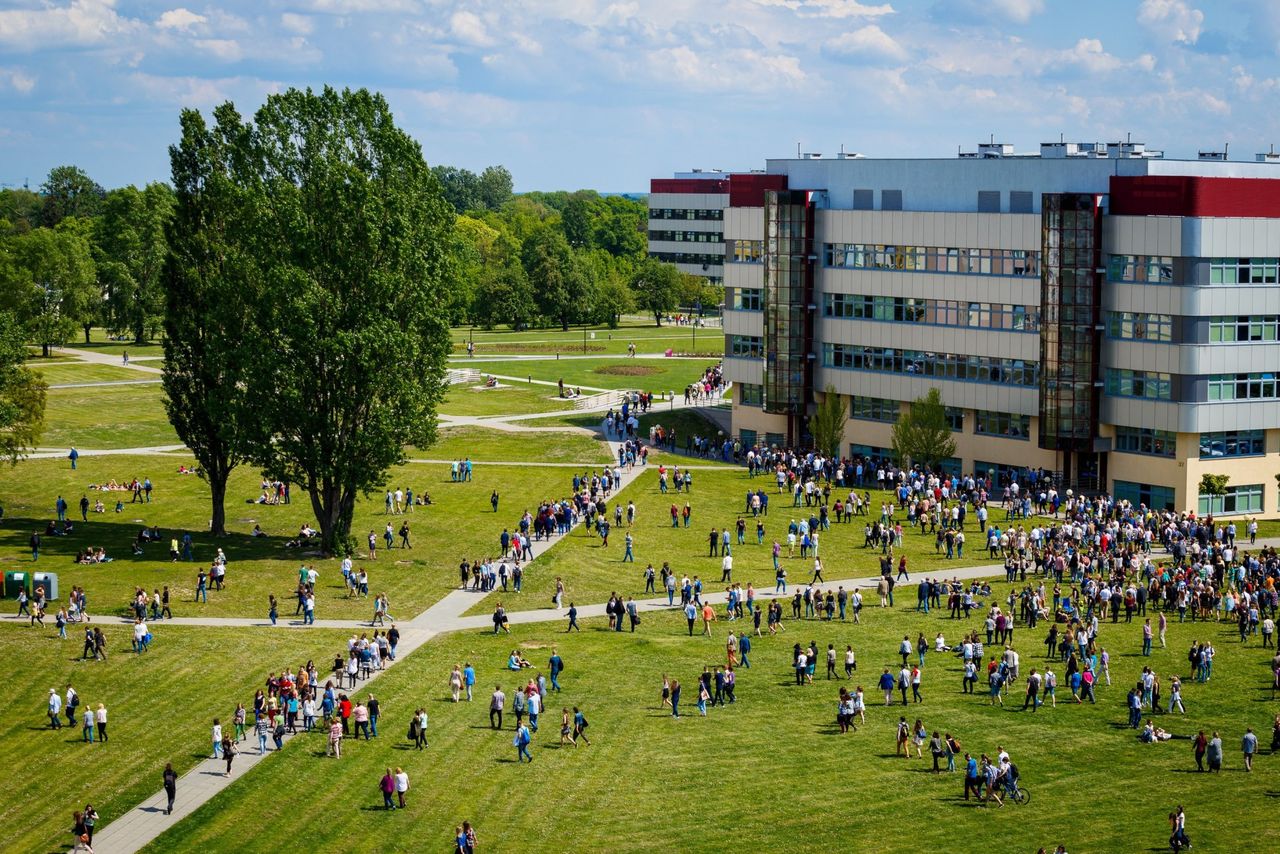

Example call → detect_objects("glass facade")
1199 430 1265 459
824 243 1039 277
1198 484 1264 516
1114 480 1177 512
762 190 815 442
1114 427 1176 458
1039 193 1103 456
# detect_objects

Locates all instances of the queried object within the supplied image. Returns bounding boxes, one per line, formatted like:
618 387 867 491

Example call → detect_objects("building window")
1199 430 1266 459
738 383 763 406
880 190 903 211
1198 484 1264 516
944 407 964 432
738 428 757 447
729 240 763 264
1108 255 1174 284
1114 427 1176 458
650 208 723 221
822 292 1038 331
850 396 899 422
849 443 894 461
1105 311 1174 342
1009 191 1033 214
823 344 1038 386
1209 258 1279 285
729 335 763 359
649 251 725 267
977 191 1001 213
733 288 763 311
823 243 1039 277
650 229 723 243
1208 316 1280 342
974 461 1024 488
1114 480 1176 512
974 410 1030 439
1208 373 1279 401
1105 369 1172 400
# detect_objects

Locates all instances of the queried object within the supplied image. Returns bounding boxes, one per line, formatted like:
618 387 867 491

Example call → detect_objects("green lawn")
439 383 575 417
0 624 348 854
56 327 167 357
35 362 160 386
451 320 724 357
42 384 180 449
464 356 717 393
0 456 582 620
420 426 612 465
143 606 1280 854
465 468 1013 616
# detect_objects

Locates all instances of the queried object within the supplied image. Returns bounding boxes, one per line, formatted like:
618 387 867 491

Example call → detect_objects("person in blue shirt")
549 650 563 691
964 753 980 800
878 668 896 705
739 633 752 668
684 601 698 636
462 663 475 701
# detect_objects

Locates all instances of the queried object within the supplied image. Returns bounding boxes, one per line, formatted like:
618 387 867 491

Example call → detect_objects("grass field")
42 384 180 449
34 363 159 386
0 456 583 620
464 356 716 394
420 426 612 465
0 625 348 854
141 605 1280 854
451 320 724 357
439 383 579 417
464 467 1017 616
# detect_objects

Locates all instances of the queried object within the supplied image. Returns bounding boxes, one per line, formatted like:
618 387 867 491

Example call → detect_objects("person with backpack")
514 721 532 762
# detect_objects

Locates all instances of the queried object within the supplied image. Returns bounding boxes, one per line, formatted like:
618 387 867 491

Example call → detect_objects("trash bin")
3 570 30 599
32 571 58 601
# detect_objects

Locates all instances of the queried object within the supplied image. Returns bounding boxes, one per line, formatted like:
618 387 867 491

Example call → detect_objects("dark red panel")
1110 175 1280 218
729 173 788 207
650 178 730 194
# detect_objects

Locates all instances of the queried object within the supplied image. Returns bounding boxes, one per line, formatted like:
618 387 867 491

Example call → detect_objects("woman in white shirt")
393 768 409 808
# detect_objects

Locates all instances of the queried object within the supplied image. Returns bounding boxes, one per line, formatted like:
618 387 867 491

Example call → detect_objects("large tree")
95 183 175 344
163 104 266 536
522 227 594 330
40 165 105 227
891 387 957 471
629 257 682 325
1 221 98 356
217 86 454 554
0 310 46 462
476 165 514 211
809 385 847 459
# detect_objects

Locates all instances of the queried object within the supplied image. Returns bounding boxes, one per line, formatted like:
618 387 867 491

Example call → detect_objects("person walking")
1242 728 1257 771
221 734 235 776
95 704 108 742
514 721 533 762
328 717 343 757
380 769 396 810
394 767 409 808
162 763 177 815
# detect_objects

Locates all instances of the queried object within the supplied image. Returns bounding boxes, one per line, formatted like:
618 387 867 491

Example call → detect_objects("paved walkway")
87 458 656 854
56 346 165 375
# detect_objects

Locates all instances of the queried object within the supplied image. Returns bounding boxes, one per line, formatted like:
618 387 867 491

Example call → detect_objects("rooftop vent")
1256 146 1280 164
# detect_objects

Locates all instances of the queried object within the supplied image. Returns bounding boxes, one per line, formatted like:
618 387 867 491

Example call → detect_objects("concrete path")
54 347 165 375
87 623 438 854
87 459 657 854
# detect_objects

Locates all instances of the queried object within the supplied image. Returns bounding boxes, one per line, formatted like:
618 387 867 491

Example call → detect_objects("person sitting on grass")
507 650 532 670
251 525 267 538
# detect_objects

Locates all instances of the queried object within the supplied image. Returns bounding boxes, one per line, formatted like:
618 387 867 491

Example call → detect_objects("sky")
2 0 1280 192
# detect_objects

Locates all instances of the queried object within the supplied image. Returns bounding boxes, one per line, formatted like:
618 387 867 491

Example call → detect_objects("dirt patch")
455 342 607 354
593 364 661 377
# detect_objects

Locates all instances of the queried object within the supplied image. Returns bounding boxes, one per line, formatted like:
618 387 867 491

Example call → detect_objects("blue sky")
2 0 1279 192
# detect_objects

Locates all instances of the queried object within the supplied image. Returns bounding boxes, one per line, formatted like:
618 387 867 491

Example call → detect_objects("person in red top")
339 694 353 735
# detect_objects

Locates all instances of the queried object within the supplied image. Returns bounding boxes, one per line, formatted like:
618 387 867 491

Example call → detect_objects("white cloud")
647 44 808 92
1137 0 1203 45
0 0 138 49
280 13 314 35
988 0 1045 24
449 10 493 46
155 8 206 32
1 67 37 93
192 38 243 61
825 25 907 62
756 0 895 18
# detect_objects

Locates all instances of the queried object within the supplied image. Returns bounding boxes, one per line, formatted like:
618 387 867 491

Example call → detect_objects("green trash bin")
4 570 30 599
32 571 58 601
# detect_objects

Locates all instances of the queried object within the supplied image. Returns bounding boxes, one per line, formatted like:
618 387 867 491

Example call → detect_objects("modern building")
647 170 731 287
719 142 1280 517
